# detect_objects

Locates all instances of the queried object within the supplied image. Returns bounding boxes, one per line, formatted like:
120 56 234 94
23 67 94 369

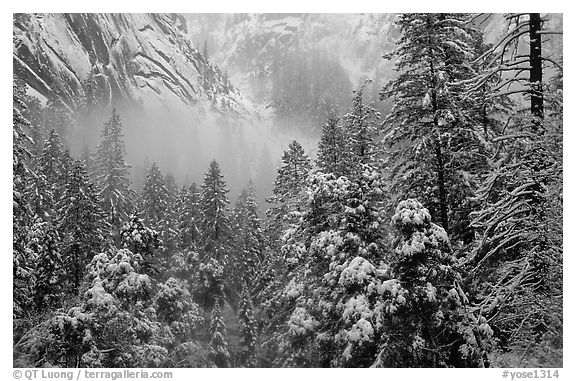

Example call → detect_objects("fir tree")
175 183 201 249
37 130 64 188
343 81 381 174
199 160 231 263
94 109 134 237
57 160 109 291
28 218 63 310
209 300 230 367
373 199 493 367
138 163 170 232
231 182 265 286
268 165 390 367
316 113 347 177
21 95 45 170
120 214 162 277
271 140 312 203
266 140 312 246
381 13 485 241
163 172 179 253
237 282 257 367
13 74 34 320
25 170 54 222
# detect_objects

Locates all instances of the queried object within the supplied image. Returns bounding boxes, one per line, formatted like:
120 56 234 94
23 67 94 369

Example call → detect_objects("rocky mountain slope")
13 13 251 117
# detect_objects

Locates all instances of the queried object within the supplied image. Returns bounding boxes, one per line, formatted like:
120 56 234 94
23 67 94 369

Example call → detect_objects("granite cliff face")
13 13 250 116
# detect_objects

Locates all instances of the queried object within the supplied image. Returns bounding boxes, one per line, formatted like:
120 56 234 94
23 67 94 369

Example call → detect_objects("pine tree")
37 130 64 187
381 13 485 241
13 74 34 320
21 95 45 170
57 160 109 291
27 130 68 222
231 182 265 286
94 109 134 237
316 113 347 177
373 199 493 367
138 163 170 232
209 300 230 367
28 218 63 310
163 172 179 253
165 172 178 206
175 183 201 249
25 170 54 222
272 140 312 203
266 140 312 246
199 160 231 263
120 214 162 277
267 165 390 367
343 81 381 174
237 282 257 366
194 160 231 308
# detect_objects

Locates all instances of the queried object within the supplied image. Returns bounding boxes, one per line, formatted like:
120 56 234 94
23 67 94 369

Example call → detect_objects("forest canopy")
13 13 562 368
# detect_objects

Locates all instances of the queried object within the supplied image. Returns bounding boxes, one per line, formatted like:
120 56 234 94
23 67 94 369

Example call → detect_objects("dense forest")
13 13 562 368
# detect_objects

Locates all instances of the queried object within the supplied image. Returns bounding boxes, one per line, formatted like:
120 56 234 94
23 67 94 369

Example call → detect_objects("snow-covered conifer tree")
237 282 257 366
209 300 230 367
175 183 201 249
231 182 265 286
342 81 381 174
28 218 63 310
316 113 348 177
138 163 170 232
57 160 109 291
94 109 134 237
381 13 486 241
373 199 493 367
199 160 231 263
13 75 34 320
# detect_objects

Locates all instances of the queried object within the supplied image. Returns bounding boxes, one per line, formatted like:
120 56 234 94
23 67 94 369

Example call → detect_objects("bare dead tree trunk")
529 13 544 119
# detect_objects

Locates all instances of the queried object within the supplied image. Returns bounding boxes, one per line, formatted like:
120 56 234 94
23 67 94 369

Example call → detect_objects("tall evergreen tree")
237 282 257 366
194 160 231 309
343 81 381 174
199 160 231 263
28 218 63 310
175 183 201 249
271 140 312 203
120 213 162 277
21 95 45 170
209 300 230 368
57 160 109 291
373 199 493 367
13 74 34 320
163 172 179 253
25 170 54 223
381 13 485 241
231 182 265 286
94 109 134 237
138 163 170 232
316 113 348 177
37 129 64 187
266 140 312 246
265 165 390 367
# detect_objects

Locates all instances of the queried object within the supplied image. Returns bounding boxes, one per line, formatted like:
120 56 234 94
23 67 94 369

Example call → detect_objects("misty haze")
13 13 562 369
